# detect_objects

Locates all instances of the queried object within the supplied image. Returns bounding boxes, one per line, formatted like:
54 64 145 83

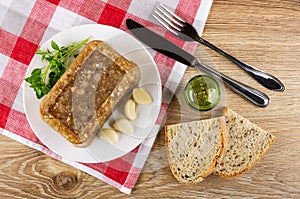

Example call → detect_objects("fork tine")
156 7 183 28
154 10 181 32
159 3 185 23
153 14 179 36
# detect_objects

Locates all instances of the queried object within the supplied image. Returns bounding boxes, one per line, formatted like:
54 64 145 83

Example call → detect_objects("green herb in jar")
184 75 221 111
190 77 210 106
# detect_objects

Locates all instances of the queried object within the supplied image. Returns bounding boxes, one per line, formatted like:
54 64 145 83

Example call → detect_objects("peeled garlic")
113 118 134 134
132 88 152 104
124 99 137 120
98 128 118 144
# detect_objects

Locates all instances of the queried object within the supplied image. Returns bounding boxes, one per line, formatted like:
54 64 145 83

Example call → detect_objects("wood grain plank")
1 0 300 198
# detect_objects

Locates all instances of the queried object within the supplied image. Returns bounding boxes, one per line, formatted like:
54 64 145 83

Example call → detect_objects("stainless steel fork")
153 3 285 92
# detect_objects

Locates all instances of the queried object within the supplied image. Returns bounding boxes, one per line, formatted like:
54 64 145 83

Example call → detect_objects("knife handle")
192 59 270 107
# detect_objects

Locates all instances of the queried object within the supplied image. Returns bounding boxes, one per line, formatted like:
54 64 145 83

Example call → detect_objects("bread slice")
40 40 141 147
165 117 227 183
214 108 276 177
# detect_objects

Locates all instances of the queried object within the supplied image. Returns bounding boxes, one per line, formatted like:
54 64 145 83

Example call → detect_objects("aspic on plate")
23 24 162 163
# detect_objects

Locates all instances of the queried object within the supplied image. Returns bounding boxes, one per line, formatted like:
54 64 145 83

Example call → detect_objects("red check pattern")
0 0 213 194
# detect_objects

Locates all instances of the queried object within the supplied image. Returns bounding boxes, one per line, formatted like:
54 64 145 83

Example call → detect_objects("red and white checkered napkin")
0 0 212 194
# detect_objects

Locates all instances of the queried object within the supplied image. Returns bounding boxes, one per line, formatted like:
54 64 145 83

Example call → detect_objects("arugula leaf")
25 37 91 99
51 40 59 51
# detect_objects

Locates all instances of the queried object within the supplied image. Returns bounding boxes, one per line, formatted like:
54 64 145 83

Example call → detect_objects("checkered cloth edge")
0 0 213 194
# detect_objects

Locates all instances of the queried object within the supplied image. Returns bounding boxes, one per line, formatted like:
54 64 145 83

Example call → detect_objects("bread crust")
40 40 140 146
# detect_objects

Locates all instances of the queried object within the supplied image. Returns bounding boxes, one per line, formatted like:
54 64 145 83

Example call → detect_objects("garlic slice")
132 88 152 104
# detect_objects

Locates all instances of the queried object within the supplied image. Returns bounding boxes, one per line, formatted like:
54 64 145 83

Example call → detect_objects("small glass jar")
184 75 221 111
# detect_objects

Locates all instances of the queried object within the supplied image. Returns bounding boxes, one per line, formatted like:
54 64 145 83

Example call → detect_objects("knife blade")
126 19 270 107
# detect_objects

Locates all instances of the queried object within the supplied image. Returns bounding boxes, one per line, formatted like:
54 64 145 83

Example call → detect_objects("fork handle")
192 59 270 107
195 37 285 91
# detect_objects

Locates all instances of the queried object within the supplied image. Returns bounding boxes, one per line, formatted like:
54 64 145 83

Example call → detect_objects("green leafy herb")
25 37 91 99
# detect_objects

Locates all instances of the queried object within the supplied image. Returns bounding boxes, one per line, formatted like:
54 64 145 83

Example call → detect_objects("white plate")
23 24 162 163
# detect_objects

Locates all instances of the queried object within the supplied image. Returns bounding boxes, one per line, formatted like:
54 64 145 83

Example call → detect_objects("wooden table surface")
1 0 299 198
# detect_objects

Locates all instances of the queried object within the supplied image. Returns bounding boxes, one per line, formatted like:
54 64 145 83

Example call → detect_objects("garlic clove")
124 99 137 120
98 128 118 144
132 88 152 104
113 118 134 134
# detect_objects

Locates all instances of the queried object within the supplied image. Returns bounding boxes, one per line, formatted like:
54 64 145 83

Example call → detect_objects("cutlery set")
125 4 285 108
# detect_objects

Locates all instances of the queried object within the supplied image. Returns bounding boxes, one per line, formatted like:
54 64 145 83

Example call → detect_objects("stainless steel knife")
126 19 270 107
